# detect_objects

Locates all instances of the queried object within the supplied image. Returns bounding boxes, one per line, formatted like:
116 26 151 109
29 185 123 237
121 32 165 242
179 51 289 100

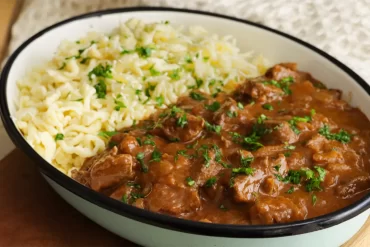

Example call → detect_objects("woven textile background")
1 0 369 158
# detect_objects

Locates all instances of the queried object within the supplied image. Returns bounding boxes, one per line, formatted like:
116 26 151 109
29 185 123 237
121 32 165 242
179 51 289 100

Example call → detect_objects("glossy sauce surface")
73 63 370 225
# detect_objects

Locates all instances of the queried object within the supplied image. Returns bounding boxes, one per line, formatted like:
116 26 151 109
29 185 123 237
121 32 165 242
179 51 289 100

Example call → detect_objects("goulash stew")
73 63 370 225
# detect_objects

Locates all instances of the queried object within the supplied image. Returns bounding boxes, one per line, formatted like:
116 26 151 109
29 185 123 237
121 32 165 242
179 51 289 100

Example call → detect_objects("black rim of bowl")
1 7 370 238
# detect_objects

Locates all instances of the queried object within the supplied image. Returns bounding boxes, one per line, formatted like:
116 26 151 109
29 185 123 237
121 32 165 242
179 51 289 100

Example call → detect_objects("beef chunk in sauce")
73 63 370 225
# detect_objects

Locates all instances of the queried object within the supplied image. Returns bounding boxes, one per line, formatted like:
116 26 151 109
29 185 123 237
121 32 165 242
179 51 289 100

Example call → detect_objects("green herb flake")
58 62 66 70
150 149 162 162
274 164 281 171
55 133 64 141
205 121 222 134
177 113 188 128
205 101 221 112
175 150 190 161
98 131 118 138
257 114 267 124
149 66 161 76
285 144 296 150
205 177 217 187
136 152 148 173
88 64 113 80
312 194 317 206
240 152 254 167
108 141 118 148
114 99 126 111
262 103 274 111
136 47 153 58
226 111 238 118
286 186 295 194
284 152 292 157
237 102 244 109
186 177 195 186
170 69 181 80
122 194 128 203
185 54 192 64
190 91 206 101
232 167 255 175
94 80 107 99
155 95 164 106
318 124 352 143
127 182 141 189
196 78 203 88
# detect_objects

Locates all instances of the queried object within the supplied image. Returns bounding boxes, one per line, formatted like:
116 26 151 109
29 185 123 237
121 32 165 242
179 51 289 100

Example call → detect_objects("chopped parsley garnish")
286 186 295 194
122 194 128 203
195 78 203 88
145 84 157 98
155 95 164 106
136 47 153 58
164 20 170 24
318 124 352 143
80 57 90 64
88 64 113 80
55 133 64 141
257 114 267 124
136 137 142 146
274 165 281 171
185 54 192 64
177 113 188 128
311 109 316 116
170 69 181 80
190 91 206 101
240 152 254 167
186 177 195 186
143 137 155 146
150 149 162 162
237 102 244 109
136 152 148 173
58 62 66 70
127 182 141 189
205 177 217 187
275 166 326 192
205 101 221 112
288 115 312 135
169 137 180 142
149 66 161 76
226 111 238 118
205 121 222 134
285 144 296 150
114 99 126 111
232 167 255 175
249 100 255 106
243 132 264 151
121 49 134 55
212 144 222 162
284 152 292 157
94 80 107 99
130 192 144 203
312 194 317 206
170 105 182 116
98 131 118 138
108 141 118 148
199 145 211 168
263 76 294 95
175 150 190 161
262 103 273 111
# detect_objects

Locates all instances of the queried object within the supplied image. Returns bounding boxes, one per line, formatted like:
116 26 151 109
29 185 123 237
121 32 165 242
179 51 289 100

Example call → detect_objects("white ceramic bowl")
1 7 370 247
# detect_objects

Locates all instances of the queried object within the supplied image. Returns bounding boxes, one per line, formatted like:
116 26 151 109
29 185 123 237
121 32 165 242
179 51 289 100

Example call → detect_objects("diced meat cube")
227 150 254 168
145 183 201 215
253 144 286 157
213 97 241 129
162 112 204 142
192 150 224 186
231 169 264 203
133 198 145 209
306 134 328 153
266 63 312 83
336 176 370 199
260 176 280 196
235 77 284 103
286 152 308 170
118 134 139 154
90 152 135 191
313 150 344 164
110 183 133 200
262 120 298 144
249 196 307 224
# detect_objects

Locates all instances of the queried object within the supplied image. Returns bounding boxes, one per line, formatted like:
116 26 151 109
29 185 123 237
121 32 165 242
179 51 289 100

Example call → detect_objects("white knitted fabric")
1 0 370 158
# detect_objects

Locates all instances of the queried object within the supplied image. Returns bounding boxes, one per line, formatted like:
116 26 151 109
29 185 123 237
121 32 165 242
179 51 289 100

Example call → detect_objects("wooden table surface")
0 1 369 246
